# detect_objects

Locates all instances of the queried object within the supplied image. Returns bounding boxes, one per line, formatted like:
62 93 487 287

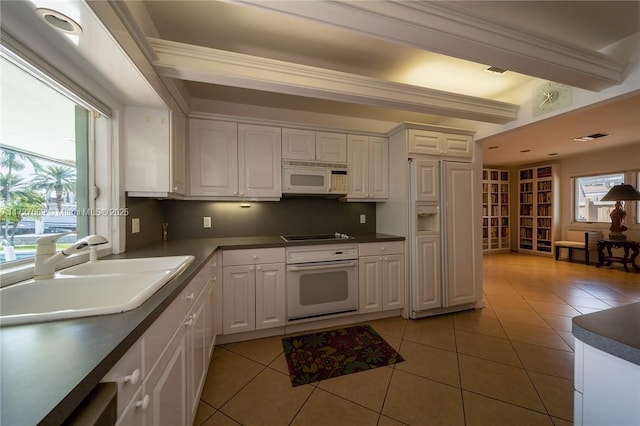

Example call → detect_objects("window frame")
0 46 118 286
572 170 640 229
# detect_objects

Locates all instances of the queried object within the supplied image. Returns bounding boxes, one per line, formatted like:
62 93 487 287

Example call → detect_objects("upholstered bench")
555 231 603 265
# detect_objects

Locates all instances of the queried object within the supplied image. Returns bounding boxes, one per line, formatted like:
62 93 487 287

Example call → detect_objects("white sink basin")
0 255 194 326
58 255 194 276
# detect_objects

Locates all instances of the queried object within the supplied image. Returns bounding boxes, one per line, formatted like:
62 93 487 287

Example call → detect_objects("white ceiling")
135 1 639 166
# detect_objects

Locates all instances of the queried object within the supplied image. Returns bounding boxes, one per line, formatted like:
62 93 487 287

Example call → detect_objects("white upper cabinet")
188 121 282 199
346 135 388 201
282 129 347 162
281 128 316 160
189 120 239 197
238 124 282 199
124 105 186 196
408 129 472 158
316 132 347 162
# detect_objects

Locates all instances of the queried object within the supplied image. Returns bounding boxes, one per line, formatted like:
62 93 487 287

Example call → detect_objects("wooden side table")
596 240 640 272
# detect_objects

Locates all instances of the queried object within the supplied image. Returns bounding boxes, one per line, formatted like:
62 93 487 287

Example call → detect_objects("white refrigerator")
409 158 481 318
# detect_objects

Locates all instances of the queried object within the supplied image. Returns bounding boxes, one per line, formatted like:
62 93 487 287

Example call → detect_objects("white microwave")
282 161 348 196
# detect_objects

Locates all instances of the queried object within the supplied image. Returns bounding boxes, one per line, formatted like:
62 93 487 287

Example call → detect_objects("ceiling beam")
229 0 626 92
149 38 519 124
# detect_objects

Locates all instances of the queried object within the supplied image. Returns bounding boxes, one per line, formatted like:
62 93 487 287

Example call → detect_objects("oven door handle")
286 260 358 271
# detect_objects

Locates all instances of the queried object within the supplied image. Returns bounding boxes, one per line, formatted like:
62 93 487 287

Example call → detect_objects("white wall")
559 142 640 242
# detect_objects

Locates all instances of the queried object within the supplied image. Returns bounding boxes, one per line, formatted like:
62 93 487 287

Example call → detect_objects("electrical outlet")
203 216 212 229
360 214 366 224
131 218 140 234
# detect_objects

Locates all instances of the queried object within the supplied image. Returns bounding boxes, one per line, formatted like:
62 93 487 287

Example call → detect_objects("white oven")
286 244 358 321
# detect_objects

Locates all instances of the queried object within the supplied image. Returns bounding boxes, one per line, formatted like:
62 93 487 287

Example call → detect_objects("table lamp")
600 184 640 240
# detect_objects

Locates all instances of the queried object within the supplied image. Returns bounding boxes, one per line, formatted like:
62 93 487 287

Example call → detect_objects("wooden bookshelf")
482 169 510 253
518 165 559 255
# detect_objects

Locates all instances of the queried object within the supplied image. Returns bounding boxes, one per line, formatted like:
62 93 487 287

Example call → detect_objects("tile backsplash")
126 196 376 249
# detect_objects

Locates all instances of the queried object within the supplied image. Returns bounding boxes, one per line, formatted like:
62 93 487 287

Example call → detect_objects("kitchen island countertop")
572 301 640 366
0 233 403 426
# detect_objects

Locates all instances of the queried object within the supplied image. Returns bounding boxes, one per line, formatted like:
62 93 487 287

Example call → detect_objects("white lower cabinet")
105 258 216 426
222 248 286 334
574 339 640 425
145 325 188 426
358 242 404 313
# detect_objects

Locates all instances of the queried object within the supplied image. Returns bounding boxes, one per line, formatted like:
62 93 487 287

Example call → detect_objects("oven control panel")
286 245 358 263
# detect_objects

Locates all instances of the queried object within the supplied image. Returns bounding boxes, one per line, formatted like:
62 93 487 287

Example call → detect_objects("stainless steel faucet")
34 233 109 280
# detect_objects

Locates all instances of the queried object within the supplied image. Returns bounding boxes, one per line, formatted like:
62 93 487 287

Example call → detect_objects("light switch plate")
203 217 212 228
360 214 366 224
131 218 140 234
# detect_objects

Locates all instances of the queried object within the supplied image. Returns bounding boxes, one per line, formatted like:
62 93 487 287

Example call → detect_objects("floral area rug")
281 324 404 386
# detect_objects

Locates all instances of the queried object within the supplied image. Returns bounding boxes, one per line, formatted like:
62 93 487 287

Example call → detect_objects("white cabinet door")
189 120 238 196
316 132 347 162
444 162 479 307
347 134 369 199
414 235 441 311
186 291 208 423
222 265 256 334
368 137 388 199
382 254 404 310
408 129 442 155
359 256 382 313
116 387 145 426
255 263 286 330
170 106 187 194
442 134 472 158
124 107 171 193
347 135 388 201
145 326 188 426
413 159 439 202
282 128 315 160
238 124 282 198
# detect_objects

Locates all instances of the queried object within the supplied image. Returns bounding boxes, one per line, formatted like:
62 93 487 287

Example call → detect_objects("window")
0 54 91 264
574 173 625 223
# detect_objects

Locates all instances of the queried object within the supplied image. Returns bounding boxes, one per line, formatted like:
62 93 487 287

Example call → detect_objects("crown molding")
230 0 625 91
149 38 519 124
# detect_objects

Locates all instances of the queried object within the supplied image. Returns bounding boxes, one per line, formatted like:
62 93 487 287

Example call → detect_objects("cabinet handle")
185 293 195 301
173 186 178 191
249 266 255 271
252 255 258 260
381 246 386 251
185 314 195 327
256 266 262 271
124 369 140 385
135 394 150 410
384 256 388 261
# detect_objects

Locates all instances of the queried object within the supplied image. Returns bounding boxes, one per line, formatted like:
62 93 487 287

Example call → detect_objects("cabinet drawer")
223 248 285 266
359 241 404 256
101 338 143 419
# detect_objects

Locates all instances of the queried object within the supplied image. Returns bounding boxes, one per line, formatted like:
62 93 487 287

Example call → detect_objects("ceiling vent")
573 133 610 142
485 66 508 74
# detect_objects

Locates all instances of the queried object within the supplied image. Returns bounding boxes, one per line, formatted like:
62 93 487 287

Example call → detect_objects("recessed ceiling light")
573 132 610 142
487 146 499 150
485 66 508 75
520 149 531 153
35 8 82 35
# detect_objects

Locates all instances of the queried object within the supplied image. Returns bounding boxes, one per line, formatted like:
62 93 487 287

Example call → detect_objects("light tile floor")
194 253 640 425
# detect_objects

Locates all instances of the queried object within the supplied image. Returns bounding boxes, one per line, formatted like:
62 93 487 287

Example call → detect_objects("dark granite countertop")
572 301 640 366
0 233 403 426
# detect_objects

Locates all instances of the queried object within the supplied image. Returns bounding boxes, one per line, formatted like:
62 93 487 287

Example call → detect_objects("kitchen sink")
0 255 194 326
57 255 194 276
